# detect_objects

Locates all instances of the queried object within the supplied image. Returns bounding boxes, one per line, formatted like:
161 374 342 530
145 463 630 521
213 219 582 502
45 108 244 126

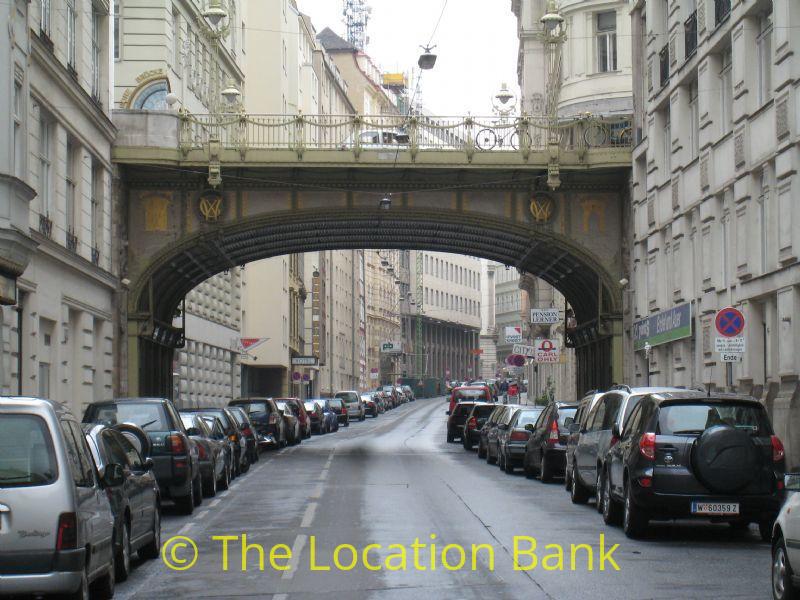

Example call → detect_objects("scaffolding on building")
342 0 370 51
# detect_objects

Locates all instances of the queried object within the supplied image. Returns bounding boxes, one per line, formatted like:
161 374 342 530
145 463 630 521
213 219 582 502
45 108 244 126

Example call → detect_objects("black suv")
522 401 577 482
600 391 785 539
84 398 202 514
462 403 498 450
446 401 484 443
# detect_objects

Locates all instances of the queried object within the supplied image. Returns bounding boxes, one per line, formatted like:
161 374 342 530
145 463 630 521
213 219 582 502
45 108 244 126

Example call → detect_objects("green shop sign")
633 303 692 351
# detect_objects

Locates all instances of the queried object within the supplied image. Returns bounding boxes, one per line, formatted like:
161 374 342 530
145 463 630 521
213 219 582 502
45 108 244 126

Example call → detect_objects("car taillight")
228 434 237 442
639 432 656 460
467 417 477 430
167 434 186 454
772 435 785 462
268 413 278 425
546 420 559 445
243 426 253 437
510 430 529 442
56 512 77 550
197 444 207 460
609 433 619 447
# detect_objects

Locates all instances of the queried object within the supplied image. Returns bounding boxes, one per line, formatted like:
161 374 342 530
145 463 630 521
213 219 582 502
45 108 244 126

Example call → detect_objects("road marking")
273 594 289 600
281 534 307 580
177 522 196 535
208 498 221 508
194 509 209 520
318 468 329 481
300 502 317 528
309 482 323 499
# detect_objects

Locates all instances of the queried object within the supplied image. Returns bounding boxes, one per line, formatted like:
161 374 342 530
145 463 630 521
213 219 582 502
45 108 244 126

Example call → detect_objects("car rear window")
180 415 197 431
335 392 359 403
228 409 247 425
657 402 771 436
304 402 317 411
472 405 496 418
517 409 543 426
557 408 578 426
329 399 343 408
455 389 490 401
88 403 169 431
0 414 57 487
234 402 269 419
453 403 476 416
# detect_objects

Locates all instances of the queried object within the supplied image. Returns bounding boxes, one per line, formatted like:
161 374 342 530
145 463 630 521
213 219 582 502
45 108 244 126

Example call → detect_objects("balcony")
684 11 698 59
38 213 53 238
715 0 731 27
659 45 670 88
66 230 79 253
91 246 100 266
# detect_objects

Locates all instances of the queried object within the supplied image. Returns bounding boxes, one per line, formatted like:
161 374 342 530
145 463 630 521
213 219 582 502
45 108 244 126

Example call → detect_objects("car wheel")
602 470 622 525
570 463 590 504
595 468 604 513
219 462 231 491
241 453 251 473
623 480 648 539
204 469 217 498
504 452 515 474
565 466 572 491
540 452 554 483
193 475 203 506
91 550 115 600
344 418 350 427
175 481 195 515
523 452 535 478
463 436 473 451
477 440 487 459
447 431 455 443
140 507 161 560
773 537 800 600
498 450 505 470
487 445 497 465
115 522 131 581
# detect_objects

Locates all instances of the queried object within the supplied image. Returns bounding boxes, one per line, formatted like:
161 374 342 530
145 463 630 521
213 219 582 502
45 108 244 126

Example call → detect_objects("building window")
757 9 773 106
65 138 78 237
38 362 50 398
689 80 699 160
596 11 617 72
91 159 103 262
66 0 77 69
13 79 24 180
719 47 733 136
758 168 770 274
38 114 52 215
114 1 121 60
172 8 181 71
230 1 237 55
663 108 671 176
91 9 101 100
40 0 51 36
133 80 169 109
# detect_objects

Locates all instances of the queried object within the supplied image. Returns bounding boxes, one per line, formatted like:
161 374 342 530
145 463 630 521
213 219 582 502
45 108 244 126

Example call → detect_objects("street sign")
369 372 379 380
721 353 743 363
534 338 560 363
715 307 745 338
380 341 403 354
531 308 560 324
302 373 311 381
715 337 745 353
633 303 692 351
291 371 301 381
505 326 523 344
505 354 526 367
291 356 318 366
512 344 536 357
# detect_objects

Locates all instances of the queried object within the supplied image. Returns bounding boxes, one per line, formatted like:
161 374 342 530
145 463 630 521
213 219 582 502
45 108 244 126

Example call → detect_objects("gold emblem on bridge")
530 195 554 223
199 191 223 222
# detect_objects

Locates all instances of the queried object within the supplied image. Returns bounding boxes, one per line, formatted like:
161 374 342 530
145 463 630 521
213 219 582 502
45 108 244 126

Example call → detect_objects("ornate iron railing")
177 112 633 159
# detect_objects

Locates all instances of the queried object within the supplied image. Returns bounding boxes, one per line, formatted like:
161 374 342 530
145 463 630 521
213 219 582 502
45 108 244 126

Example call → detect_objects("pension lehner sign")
633 303 692 351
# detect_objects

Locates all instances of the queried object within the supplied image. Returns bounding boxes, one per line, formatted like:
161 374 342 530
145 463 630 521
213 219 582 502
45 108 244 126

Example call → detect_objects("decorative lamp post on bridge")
539 0 567 190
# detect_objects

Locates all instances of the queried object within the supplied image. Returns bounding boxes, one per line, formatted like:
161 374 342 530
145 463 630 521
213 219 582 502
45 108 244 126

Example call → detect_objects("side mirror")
103 463 125 487
524 423 535 432
445 410 451 415
611 424 622 439
144 457 155 471
498 423 508 430
785 474 800 492
186 427 200 437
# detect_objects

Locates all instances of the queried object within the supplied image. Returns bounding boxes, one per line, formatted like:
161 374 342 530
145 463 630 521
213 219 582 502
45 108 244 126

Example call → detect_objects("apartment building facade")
0 0 117 418
629 0 800 461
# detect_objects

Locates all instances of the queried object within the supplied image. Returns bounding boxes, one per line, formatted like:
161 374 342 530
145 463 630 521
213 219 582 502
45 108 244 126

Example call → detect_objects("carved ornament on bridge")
199 190 224 222
530 194 555 224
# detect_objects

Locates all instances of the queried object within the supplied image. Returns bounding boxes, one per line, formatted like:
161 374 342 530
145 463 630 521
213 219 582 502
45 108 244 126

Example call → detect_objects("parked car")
478 404 507 458
402 385 416 402
522 402 578 481
484 405 522 465
304 400 326 434
230 398 286 448
280 398 312 439
463 403 500 450
328 397 349 427
83 423 161 581
273 399 302 443
312 398 340 433
446 401 481 443
198 414 235 485
772 473 800 600
335 391 365 422
379 385 399 408
497 406 545 473
448 385 493 414
569 386 685 506
84 397 202 514
601 391 785 539
186 407 249 475
565 389 605 494
1 397 120 599
361 393 380 417
227 405 261 462
178 413 228 496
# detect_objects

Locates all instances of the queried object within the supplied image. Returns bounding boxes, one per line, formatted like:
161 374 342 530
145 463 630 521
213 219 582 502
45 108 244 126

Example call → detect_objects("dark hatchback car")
463 403 499 450
522 402 578 482
446 401 482 443
304 400 325 434
497 406 544 473
328 397 349 427
230 398 286 448
198 414 235 485
83 424 161 581
83 398 202 514
484 405 522 465
227 406 260 463
186 407 249 475
279 398 311 440
179 413 228 496
600 391 786 539
313 398 340 433
477 404 507 458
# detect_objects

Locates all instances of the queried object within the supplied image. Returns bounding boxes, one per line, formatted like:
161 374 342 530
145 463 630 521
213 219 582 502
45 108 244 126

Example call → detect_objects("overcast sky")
296 0 521 116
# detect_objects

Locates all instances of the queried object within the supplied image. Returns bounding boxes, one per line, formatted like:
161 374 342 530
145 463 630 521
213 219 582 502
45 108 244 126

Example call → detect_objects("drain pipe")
15 303 22 395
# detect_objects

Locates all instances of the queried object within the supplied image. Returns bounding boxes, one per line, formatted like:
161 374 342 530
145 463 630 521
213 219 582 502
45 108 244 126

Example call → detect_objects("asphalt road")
116 398 771 600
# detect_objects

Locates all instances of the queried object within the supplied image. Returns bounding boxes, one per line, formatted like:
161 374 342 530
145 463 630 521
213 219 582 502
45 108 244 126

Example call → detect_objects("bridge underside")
119 164 629 400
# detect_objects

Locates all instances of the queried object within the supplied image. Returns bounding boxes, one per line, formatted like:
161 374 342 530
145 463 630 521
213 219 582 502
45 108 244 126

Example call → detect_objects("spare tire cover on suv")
691 425 760 493
115 422 152 458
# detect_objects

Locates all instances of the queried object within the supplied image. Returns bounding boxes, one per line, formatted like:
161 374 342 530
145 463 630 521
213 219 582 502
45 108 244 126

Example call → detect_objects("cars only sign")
534 338 560 363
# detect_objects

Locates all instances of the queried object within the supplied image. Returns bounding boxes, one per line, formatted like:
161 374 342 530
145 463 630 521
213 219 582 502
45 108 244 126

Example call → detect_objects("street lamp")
537 0 567 191
196 0 236 113
418 45 437 70
221 79 242 106
643 342 652 387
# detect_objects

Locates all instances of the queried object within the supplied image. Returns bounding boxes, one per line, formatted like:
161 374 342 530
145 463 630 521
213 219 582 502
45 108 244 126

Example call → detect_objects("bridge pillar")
610 316 624 385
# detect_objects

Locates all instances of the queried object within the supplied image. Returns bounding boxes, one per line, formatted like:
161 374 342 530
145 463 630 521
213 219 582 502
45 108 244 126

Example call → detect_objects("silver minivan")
335 391 365 422
0 397 119 599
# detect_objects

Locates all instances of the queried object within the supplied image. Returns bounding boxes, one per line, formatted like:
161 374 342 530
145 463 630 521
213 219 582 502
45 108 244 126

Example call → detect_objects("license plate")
691 501 740 516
